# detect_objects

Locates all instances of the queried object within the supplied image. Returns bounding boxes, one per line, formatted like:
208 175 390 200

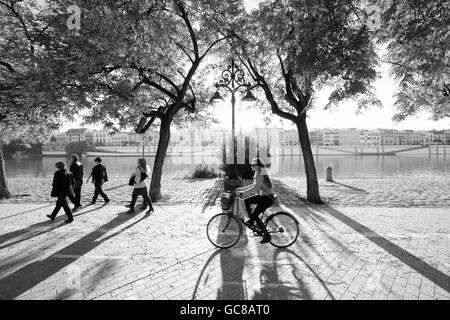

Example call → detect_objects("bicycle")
206 191 300 249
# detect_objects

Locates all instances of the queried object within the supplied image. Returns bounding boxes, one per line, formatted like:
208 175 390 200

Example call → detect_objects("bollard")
326 167 333 182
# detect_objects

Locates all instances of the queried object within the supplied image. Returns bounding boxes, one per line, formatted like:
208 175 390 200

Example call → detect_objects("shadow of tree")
318 206 450 294
0 210 149 299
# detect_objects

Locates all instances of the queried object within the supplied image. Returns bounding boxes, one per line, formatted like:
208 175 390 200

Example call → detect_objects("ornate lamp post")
210 58 257 167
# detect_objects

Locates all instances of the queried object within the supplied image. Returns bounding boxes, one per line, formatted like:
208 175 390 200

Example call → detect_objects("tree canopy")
377 0 449 120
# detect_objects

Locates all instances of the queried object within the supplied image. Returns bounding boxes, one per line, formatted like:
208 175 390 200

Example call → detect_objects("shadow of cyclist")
251 248 335 300
192 212 250 300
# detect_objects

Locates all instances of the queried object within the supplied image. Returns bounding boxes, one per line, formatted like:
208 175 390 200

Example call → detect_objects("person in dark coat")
69 154 83 211
86 157 110 204
47 162 74 223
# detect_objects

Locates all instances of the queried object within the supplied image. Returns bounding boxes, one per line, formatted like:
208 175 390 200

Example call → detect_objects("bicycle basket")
220 192 232 210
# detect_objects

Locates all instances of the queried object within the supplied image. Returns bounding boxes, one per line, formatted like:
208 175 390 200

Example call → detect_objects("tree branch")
155 72 180 94
277 52 302 111
175 42 194 63
199 33 236 60
174 0 199 59
0 0 35 54
0 61 15 73
129 64 178 100
245 57 298 123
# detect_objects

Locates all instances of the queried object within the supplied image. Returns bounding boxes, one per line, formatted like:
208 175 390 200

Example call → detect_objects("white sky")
60 0 450 132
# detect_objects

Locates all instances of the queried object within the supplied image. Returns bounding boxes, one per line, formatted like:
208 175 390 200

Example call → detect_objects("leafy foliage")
377 0 450 120
191 164 217 179
233 0 381 119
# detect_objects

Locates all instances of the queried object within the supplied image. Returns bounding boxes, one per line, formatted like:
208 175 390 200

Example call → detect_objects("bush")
192 164 217 179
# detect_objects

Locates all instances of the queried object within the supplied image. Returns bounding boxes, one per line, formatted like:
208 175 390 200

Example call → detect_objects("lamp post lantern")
210 58 257 167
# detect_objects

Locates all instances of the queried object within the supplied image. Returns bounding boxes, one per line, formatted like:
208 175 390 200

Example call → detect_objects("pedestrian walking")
126 158 154 215
86 157 110 205
69 154 83 211
47 162 74 223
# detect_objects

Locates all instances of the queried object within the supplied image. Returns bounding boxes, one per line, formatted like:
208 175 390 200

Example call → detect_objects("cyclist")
236 158 274 244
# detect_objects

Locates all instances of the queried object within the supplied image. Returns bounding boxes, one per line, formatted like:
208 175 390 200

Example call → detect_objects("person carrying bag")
126 158 154 215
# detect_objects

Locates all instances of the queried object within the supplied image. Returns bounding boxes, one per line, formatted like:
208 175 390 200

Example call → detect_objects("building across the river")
45 126 450 148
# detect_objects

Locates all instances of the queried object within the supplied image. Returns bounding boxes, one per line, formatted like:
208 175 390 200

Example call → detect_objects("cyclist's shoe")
260 235 271 244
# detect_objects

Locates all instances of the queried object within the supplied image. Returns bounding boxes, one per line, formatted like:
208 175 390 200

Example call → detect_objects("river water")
4 154 450 179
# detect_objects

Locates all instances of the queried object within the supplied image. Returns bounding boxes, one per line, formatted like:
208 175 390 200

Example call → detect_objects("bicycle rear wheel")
206 213 242 249
264 212 299 248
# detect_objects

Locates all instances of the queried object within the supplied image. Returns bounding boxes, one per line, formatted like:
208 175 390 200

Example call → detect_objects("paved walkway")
3 174 450 207
0 201 448 300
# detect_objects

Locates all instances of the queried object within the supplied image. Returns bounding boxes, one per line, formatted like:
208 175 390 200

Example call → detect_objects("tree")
65 141 92 158
43 0 242 200
0 0 75 199
377 0 449 120
235 0 380 203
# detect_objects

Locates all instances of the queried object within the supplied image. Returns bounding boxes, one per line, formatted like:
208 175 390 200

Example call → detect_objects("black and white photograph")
0 0 448 311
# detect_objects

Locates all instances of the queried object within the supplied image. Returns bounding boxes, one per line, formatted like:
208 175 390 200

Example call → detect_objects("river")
4 154 450 179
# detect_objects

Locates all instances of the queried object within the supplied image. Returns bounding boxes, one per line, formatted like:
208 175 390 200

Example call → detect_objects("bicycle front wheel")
264 212 299 248
206 213 242 249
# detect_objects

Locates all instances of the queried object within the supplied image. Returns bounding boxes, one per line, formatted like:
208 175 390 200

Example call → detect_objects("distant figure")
69 154 83 211
47 162 74 223
126 158 154 215
235 158 274 244
86 157 110 205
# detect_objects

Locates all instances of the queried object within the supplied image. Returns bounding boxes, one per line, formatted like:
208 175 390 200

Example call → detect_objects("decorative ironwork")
214 59 252 93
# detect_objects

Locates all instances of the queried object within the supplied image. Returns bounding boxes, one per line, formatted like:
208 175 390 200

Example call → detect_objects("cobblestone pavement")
276 176 450 208
0 201 449 300
2 177 223 206
2 174 450 207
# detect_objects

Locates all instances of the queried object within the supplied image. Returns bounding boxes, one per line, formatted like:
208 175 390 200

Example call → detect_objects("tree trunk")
149 116 172 201
296 113 322 204
0 143 11 199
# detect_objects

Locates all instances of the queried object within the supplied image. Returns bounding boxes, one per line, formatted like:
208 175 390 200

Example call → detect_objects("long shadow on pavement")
0 218 67 250
251 248 335 300
0 205 106 250
0 210 149 300
0 204 55 222
192 213 249 300
318 205 450 294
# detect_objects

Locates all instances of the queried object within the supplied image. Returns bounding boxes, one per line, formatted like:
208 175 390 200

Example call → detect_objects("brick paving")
3 174 450 208
277 176 450 207
0 176 449 300
0 199 448 300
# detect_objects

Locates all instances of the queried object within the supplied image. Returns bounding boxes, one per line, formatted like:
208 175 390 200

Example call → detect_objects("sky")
60 0 450 132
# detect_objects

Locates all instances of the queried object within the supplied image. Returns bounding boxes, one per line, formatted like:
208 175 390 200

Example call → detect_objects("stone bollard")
326 167 333 182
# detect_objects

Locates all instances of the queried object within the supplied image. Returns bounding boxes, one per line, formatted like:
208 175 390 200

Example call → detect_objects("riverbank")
41 145 450 158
